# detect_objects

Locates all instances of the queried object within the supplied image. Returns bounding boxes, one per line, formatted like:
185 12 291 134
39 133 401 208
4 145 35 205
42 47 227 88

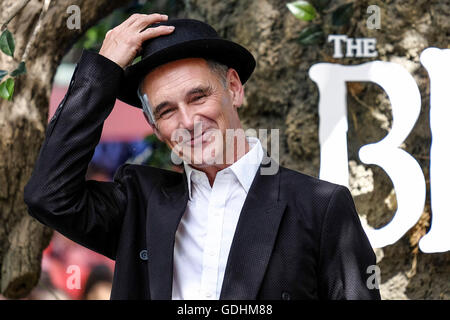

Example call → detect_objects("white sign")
309 47 450 253
328 35 378 58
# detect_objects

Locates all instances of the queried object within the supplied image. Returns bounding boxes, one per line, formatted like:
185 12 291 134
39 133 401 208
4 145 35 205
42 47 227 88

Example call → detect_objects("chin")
183 143 225 167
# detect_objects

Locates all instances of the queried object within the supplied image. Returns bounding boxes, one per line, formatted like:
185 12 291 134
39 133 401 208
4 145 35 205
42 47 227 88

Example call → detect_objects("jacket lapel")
145 152 286 300
146 170 188 300
220 152 286 299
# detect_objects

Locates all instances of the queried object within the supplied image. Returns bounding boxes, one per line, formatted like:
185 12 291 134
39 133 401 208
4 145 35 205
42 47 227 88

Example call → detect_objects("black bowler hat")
117 18 256 109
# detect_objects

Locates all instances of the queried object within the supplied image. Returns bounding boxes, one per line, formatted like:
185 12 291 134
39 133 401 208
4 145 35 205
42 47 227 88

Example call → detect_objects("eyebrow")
186 85 213 100
153 84 213 119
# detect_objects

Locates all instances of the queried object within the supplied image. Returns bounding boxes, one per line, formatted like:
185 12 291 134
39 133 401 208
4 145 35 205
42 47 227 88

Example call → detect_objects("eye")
191 94 206 103
160 108 175 118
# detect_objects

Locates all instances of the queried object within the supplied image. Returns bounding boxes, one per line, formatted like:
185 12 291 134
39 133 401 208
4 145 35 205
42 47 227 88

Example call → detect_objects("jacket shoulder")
278 166 347 218
279 166 342 197
115 163 184 187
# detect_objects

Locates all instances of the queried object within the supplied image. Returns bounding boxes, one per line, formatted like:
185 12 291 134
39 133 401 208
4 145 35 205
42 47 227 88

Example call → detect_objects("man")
24 13 381 300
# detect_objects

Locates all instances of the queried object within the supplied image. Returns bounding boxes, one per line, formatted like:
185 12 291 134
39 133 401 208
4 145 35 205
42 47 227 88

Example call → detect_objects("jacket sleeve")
318 185 381 300
24 49 128 260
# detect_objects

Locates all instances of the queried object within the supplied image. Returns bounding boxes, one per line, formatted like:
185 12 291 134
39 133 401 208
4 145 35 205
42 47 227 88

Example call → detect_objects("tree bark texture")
0 0 132 299
186 0 449 299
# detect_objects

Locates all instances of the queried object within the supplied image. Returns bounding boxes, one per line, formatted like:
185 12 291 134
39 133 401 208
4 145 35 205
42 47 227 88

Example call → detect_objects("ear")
226 68 244 108
143 112 163 141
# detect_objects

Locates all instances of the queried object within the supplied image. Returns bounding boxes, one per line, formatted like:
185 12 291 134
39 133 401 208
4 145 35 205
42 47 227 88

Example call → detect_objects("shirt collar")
183 136 264 200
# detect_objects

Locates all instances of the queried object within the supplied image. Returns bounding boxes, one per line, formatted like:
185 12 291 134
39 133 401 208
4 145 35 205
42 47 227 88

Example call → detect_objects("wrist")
76 49 125 90
98 51 126 70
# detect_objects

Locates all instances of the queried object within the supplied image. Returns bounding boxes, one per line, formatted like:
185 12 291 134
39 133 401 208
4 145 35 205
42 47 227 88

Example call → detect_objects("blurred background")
0 0 448 300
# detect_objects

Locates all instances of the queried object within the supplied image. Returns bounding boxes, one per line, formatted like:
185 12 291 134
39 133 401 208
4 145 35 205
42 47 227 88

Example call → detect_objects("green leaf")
286 1 317 21
0 78 15 100
132 56 142 65
298 25 325 45
0 70 7 81
0 29 15 57
10 61 26 77
332 3 354 26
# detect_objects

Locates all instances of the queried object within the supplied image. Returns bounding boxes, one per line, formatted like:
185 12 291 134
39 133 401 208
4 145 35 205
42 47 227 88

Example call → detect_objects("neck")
190 135 251 187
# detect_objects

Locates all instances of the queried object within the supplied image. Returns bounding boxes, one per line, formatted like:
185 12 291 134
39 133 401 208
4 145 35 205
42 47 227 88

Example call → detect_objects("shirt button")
139 249 148 261
208 250 215 256
281 291 291 300
205 292 212 298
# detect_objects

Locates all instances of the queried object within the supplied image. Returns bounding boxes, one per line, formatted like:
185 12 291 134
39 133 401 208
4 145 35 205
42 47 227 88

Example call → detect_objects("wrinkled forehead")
140 57 214 96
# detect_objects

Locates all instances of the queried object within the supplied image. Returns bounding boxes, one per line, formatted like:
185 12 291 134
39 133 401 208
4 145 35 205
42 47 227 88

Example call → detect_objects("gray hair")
137 59 229 125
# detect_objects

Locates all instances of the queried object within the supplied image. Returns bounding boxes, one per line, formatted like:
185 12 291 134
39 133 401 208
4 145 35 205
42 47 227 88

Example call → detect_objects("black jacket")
24 49 381 300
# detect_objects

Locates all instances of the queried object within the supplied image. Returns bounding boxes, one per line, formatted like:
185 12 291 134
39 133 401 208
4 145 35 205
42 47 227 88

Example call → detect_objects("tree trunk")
0 0 132 299
186 0 450 299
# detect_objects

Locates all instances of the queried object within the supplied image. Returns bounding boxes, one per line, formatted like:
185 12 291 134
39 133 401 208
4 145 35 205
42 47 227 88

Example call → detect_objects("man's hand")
99 13 175 69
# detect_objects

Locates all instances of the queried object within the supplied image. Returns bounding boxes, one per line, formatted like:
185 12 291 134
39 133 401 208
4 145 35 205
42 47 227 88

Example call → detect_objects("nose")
178 105 195 132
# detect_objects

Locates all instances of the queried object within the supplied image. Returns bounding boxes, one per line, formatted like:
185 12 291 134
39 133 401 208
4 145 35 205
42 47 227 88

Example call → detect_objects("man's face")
140 57 244 167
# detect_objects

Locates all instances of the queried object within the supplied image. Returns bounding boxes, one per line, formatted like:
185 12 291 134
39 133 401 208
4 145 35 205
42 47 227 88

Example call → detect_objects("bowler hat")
117 18 256 108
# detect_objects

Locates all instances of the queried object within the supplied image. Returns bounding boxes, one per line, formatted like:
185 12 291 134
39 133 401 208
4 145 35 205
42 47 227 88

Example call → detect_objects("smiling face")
140 57 246 169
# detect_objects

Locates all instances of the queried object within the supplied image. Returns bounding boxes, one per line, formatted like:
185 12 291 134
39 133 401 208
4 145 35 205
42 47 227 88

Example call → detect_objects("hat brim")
117 38 256 108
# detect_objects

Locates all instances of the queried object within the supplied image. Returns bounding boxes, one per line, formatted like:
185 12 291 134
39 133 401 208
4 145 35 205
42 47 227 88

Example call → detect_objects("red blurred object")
42 232 115 299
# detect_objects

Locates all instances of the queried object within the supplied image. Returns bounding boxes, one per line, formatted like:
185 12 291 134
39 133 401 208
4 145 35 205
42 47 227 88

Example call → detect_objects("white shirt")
171 136 264 300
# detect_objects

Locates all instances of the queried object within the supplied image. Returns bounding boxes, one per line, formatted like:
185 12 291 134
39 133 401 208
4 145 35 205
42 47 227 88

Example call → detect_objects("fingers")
99 13 173 69
129 13 168 31
139 25 175 42
122 13 145 27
